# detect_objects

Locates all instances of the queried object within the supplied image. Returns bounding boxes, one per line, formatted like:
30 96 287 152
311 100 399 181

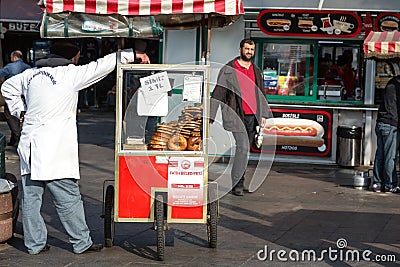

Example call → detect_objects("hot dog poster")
254 108 332 157
257 10 362 38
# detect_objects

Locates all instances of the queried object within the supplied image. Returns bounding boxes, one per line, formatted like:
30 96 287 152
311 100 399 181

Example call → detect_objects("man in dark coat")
210 39 269 196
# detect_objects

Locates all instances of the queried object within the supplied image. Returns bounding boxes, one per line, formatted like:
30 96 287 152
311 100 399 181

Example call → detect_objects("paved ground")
0 110 399 266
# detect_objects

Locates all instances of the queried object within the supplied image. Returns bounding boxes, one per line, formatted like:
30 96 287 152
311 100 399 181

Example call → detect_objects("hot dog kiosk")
39 0 244 261
243 3 400 166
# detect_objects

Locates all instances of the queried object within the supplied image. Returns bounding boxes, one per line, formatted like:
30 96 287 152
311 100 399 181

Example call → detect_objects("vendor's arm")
1 72 27 118
67 50 149 91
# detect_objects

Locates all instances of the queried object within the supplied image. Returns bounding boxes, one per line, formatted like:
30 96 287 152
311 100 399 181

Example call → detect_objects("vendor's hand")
135 52 150 64
209 118 214 124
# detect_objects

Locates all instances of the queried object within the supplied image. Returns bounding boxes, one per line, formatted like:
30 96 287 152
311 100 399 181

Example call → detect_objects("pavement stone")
0 110 399 266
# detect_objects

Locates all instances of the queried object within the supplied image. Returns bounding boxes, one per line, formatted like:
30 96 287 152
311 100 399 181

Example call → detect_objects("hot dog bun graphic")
262 118 325 147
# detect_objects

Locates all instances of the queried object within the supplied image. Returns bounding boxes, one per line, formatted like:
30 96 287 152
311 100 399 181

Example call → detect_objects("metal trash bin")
337 126 362 167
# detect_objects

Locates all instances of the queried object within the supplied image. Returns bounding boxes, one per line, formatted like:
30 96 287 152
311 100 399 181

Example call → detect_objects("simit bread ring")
168 135 188 151
187 137 202 151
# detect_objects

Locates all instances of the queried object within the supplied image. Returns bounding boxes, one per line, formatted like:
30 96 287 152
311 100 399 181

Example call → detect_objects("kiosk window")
262 43 314 97
317 45 361 100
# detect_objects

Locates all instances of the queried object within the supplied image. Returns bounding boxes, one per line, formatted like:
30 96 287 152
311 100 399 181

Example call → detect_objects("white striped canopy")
41 0 244 16
364 31 400 59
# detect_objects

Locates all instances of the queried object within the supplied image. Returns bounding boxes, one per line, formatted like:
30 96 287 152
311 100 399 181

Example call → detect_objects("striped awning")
41 0 244 16
364 31 400 59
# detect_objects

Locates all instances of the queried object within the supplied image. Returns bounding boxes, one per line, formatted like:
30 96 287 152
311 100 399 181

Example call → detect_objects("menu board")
252 108 333 157
257 10 361 38
374 13 400 32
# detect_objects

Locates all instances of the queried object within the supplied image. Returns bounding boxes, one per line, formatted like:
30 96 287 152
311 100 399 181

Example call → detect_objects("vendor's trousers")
231 115 256 188
21 175 93 254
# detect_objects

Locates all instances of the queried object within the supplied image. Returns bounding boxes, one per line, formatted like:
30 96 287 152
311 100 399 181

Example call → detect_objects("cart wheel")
104 185 114 248
155 194 165 261
207 200 218 248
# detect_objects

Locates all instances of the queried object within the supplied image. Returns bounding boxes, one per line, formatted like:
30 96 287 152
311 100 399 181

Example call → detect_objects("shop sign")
0 21 39 32
374 13 400 32
253 108 333 157
257 10 361 38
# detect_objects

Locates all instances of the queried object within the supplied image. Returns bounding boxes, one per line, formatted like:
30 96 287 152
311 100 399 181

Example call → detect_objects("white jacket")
1 51 134 180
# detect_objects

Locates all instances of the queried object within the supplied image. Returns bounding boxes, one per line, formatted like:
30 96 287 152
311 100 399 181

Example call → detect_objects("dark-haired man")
210 39 269 196
1 42 149 254
0 50 30 146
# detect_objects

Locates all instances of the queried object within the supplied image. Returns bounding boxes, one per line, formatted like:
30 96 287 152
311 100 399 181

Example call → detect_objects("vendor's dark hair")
240 39 255 48
50 41 80 60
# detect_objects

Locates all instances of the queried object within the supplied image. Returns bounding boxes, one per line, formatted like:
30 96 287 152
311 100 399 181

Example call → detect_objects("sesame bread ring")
168 135 188 151
187 137 202 151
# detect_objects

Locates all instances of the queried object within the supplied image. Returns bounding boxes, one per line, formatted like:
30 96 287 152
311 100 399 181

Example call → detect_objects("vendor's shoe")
80 243 103 253
34 244 50 255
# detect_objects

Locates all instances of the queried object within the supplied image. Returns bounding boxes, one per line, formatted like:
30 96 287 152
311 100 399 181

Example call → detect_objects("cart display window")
116 64 209 154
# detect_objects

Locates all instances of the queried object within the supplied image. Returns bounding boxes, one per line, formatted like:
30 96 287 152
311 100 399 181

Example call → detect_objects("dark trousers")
4 104 21 145
231 115 257 187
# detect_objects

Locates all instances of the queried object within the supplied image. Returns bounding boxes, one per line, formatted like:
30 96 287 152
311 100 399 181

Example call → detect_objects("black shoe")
35 244 50 255
232 186 244 196
80 243 103 253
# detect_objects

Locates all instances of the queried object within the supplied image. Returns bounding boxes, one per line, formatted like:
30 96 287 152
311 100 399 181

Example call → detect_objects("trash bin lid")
337 126 362 139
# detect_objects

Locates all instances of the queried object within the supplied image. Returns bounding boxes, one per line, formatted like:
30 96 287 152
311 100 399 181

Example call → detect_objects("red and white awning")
364 31 400 59
41 0 244 16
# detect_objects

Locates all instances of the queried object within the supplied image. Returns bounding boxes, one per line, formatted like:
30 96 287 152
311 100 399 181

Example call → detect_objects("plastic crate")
0 134 5 179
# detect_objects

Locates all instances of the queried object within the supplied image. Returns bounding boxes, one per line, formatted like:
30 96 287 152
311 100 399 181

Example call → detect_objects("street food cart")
38 0 243 261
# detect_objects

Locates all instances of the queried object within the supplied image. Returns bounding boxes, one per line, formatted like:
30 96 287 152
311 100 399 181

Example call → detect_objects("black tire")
207 200 218 248
155 194 165 261
104 185 114 248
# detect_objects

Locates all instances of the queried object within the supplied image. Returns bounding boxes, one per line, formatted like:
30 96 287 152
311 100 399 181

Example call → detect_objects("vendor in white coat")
1 41 150 255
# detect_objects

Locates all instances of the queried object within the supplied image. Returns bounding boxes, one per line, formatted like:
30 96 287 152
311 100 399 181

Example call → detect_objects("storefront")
0 0 43 65
243 1 400 166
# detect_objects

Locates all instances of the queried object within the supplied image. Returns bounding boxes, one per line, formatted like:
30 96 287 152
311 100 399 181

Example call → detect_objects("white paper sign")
182 75 202 102
137 71 171 116
139 71 171 96
168 157 204 206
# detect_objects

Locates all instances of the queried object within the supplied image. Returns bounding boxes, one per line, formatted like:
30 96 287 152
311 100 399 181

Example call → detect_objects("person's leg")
46 178 93 253
380 123 397 191
373 122 384 191
21 174 48 254
244 115 257 148
231 131 250 195
4 104 20 146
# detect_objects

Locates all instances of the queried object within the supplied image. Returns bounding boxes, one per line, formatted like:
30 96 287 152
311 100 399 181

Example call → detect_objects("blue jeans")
373 122 399 189
21 175 93 254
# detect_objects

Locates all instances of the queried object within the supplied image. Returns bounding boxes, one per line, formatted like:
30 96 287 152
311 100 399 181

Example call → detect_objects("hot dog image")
262 118 325 147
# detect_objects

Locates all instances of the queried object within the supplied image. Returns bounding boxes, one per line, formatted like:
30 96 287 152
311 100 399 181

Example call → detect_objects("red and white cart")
39 0 243 261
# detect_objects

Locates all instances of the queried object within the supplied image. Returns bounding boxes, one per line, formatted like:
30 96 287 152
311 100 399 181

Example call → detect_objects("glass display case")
116 64 210 155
